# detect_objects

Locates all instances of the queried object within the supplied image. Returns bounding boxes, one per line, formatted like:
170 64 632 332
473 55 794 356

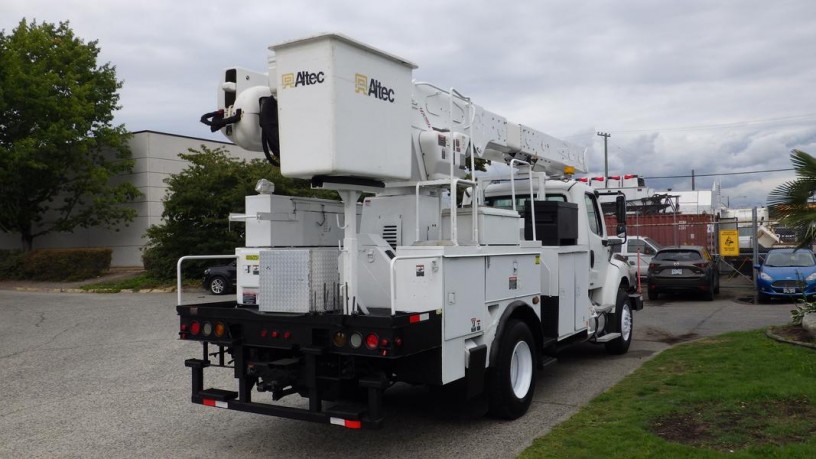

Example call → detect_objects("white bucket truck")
179 34 642 429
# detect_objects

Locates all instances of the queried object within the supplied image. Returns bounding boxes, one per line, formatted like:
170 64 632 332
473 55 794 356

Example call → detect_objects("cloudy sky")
3 0 815 208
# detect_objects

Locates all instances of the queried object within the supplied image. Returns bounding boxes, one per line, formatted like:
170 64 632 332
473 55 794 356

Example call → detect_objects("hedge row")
0 248 112 281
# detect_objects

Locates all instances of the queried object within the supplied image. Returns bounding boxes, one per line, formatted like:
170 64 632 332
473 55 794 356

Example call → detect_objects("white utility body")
179 33 642 429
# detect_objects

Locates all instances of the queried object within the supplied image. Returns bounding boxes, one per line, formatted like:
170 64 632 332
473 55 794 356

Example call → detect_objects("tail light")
190 321 201 336
332 331 348 347
648 263 657 272
214 322 226 338
365 333 379 350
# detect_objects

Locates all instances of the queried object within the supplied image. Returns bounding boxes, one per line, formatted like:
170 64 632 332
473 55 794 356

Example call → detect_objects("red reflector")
394 337 403 347
380 338 389 348
345 420 362 429
284 331 292 340
271 330 279 338
180 323 188 332
190 321 201 335
202 398 227 408
365 333 379 350
330 417 362 429
409 313 430 324
260 329 268 338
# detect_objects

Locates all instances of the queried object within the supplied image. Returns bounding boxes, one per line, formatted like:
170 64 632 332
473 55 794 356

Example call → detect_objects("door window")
584 194 602 236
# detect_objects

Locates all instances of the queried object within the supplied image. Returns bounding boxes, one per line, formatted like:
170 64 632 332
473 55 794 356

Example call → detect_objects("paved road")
0 283 791 458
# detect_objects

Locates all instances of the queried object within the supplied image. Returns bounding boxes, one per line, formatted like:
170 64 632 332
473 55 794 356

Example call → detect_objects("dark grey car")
647 246 719 301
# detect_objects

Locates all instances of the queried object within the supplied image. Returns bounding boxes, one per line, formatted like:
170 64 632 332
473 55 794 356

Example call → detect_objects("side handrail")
177 255 238 305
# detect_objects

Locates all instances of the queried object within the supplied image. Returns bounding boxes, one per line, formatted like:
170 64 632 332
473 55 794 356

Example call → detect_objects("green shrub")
791 301 816 325
20 248 112 281
0 250 26 279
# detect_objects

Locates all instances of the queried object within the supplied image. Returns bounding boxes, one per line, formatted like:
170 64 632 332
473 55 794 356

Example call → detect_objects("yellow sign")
719 229 740 256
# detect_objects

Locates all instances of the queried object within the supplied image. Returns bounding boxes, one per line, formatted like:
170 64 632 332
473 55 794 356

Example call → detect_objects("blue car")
755 248 816 302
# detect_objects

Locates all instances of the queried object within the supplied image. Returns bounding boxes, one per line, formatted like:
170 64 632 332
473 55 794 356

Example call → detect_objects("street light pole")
597 131 611 178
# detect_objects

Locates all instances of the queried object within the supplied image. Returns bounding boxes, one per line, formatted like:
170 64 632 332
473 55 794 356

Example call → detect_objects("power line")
610 113 816 134
644 168 794 180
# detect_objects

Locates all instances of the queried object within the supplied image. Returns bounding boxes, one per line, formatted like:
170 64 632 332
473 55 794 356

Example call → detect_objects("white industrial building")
0 131 255 267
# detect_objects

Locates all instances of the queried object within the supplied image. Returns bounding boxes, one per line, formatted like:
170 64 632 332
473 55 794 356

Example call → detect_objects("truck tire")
208 276 229 295
605 289 633 355
487 319 536 419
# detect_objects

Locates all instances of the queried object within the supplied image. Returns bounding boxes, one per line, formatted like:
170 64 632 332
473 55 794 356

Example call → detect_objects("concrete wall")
0 131 258 267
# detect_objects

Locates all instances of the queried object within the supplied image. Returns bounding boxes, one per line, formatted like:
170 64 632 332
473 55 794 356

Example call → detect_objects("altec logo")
281 70 325 89
355 73 395 103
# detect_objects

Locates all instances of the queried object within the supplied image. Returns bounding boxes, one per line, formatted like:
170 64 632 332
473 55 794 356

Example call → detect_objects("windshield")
764 251 816 267
484 194 566 210
644 237 662 250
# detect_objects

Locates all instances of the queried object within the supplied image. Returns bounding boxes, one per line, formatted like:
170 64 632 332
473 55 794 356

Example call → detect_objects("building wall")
0 131 258 267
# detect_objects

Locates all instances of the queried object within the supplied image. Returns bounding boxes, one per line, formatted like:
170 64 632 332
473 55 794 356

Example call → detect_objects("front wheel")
606 289 633 355
487 320 536 419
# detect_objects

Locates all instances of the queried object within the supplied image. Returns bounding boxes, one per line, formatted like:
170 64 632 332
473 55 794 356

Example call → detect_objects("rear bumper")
178 302 443 429
648 276 712 291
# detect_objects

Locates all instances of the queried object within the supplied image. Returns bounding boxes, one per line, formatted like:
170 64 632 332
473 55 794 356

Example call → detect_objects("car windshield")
654 250 702 262
644 237 662 250
764 251 816 267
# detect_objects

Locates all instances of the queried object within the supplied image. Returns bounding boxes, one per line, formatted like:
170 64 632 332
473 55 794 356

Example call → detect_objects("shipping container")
605 214 716 253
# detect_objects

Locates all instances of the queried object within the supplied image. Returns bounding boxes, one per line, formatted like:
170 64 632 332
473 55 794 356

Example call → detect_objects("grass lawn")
521 330 816 458
79 272 195 292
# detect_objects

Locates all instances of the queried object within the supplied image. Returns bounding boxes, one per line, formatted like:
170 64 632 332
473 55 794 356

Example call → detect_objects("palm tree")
767 150 816 247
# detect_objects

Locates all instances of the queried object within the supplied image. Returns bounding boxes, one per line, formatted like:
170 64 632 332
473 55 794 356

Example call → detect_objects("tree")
767 150 816 246
142 146 336 278
0 19 140 251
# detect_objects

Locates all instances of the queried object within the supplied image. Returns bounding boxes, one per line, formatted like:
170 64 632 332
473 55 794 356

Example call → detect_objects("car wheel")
606 289 633 355
208 276 229 295
756 292 769 304
647 287 659 301
714 273 720 294
487 319 536 420
705 281 715 301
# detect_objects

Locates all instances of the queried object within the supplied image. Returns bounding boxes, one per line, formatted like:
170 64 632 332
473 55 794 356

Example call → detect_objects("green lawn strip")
79 273 196 292
521 331 816 458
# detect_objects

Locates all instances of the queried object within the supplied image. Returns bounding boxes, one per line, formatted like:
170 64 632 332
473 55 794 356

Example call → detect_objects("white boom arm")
206 34 586 184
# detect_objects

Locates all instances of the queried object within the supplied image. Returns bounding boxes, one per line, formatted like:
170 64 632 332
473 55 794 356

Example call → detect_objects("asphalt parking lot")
0 277 792 458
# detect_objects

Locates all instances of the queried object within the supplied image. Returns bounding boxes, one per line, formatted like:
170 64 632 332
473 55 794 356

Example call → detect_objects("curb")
765 327 816 350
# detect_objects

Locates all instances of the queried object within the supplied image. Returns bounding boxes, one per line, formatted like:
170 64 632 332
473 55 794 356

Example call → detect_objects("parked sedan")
203 261 237 295
755 248 816 302
647 246 719 301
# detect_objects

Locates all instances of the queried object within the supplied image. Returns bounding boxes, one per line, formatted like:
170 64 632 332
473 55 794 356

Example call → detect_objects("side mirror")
615 194 627 237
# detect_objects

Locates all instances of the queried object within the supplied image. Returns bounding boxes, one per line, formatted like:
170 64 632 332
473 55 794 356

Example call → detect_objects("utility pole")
597 131 611 178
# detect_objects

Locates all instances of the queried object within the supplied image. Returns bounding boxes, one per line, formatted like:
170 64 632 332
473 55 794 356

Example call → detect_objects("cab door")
583 193 609 289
